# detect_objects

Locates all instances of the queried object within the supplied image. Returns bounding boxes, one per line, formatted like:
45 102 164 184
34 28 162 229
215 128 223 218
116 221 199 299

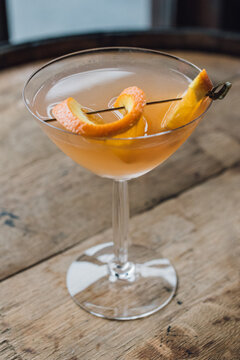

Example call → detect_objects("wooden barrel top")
0 49 239 359
1 29 240 70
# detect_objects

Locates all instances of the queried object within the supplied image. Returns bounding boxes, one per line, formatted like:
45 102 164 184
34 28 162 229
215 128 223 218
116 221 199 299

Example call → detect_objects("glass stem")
112 180 129 266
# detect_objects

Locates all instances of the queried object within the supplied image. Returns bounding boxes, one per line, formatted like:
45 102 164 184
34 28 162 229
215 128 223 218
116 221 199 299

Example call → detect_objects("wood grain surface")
0 51 240 359
0 167 239 359
0 52 240 281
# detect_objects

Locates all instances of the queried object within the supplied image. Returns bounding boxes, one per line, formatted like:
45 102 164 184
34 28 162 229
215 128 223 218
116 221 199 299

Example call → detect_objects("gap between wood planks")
1 159 239 285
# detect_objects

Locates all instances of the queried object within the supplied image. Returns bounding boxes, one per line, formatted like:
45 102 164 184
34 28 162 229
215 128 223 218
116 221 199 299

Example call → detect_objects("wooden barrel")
0 29 240 70
0 27 240 359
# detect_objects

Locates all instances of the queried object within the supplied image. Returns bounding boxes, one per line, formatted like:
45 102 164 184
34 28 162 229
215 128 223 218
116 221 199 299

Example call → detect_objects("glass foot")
66 242 177 320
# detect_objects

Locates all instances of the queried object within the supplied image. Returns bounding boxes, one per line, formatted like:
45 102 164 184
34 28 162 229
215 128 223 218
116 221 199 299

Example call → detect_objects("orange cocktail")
24 48 213 320
33 61 211 179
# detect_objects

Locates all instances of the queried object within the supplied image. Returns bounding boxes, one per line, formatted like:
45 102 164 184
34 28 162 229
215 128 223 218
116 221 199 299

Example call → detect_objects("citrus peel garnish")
52 86 146 137
113 115 147 139
162 69 213 130
104 115 147 163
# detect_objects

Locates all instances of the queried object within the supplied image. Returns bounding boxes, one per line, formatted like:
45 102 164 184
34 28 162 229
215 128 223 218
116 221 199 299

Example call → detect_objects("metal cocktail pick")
43 97 182 122
43 82 232 123
207 81 232 100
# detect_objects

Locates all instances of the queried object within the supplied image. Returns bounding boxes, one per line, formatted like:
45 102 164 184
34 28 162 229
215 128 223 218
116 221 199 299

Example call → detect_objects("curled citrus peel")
162 69 213 130
52 86 146 137
113 115 147 139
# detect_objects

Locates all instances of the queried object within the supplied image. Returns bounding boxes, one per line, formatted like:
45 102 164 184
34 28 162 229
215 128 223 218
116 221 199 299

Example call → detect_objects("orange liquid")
34 66 209 180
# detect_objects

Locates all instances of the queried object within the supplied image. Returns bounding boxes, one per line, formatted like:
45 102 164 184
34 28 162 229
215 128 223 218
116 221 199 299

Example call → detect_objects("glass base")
66 242 177 320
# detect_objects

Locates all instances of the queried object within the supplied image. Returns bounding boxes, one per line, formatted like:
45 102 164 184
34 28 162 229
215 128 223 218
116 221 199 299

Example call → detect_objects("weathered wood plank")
0 339 22 360
0 166 239 359
0 52 239 280
127 283 240 360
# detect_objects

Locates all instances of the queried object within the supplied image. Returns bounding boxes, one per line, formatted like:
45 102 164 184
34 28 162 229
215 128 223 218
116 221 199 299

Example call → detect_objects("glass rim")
23 46 212 141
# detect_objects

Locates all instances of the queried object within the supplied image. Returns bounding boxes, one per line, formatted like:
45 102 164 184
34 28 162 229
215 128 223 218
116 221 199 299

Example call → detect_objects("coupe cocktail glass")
23 47 211 320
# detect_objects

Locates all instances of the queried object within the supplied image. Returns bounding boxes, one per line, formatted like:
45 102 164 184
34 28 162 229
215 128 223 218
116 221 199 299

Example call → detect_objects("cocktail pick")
207 81 232 100
43 81 231 123
86 98 185 115
43 97 182 122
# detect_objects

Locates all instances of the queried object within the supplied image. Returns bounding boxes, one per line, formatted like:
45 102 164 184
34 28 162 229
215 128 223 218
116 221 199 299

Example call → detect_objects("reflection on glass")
24 47 211 320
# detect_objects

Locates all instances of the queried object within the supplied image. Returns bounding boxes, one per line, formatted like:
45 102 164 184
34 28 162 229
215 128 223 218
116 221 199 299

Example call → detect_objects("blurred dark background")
0 0 239 69
0 0 239 44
